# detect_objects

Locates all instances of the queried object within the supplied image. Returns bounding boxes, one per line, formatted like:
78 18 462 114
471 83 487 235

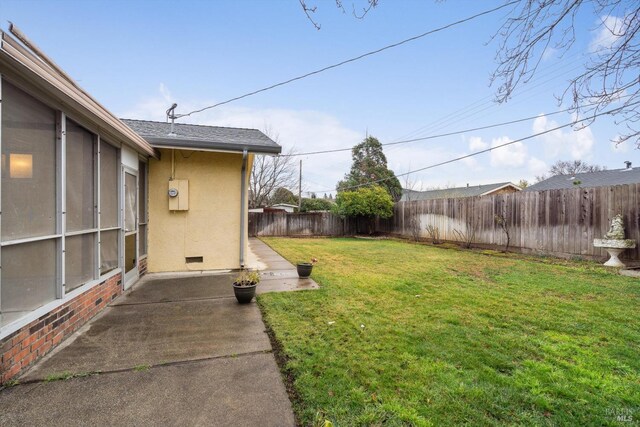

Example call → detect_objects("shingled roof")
400 182 520 201
121 119 281 154
525 166 640 191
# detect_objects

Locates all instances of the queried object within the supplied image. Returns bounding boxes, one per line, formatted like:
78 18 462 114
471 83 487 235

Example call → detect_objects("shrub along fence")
385 184 640 261
249 184 639 261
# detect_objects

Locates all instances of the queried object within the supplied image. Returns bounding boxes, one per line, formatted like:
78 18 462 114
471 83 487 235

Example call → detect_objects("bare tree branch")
249 127 298 208
299 0 321 30
492 0 640 147
299 0 378 29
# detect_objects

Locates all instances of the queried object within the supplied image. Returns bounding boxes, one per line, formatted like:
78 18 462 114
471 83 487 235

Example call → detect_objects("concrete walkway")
0 238 317 427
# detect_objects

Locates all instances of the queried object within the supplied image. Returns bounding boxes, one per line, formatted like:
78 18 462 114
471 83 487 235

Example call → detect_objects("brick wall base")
139 257 148 277
0 273 123 384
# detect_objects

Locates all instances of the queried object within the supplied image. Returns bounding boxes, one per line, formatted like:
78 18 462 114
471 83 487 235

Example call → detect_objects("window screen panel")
1 81 56 241
65 233 96 291
124 172 136 232
1 239 57 327
100 141 119 229
100 229 118 274
66 120 95 232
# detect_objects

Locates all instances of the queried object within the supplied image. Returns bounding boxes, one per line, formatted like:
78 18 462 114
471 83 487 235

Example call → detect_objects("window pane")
1 239 56 327
65 233 95 291
100 229 118 274
100 141 118 229
66 120 95 232
1 81 56 241
124 172 136 232
139 224 147 256
138 161 147 223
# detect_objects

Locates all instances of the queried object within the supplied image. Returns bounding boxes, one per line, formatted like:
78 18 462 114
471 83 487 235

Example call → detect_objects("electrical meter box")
168 180 189 211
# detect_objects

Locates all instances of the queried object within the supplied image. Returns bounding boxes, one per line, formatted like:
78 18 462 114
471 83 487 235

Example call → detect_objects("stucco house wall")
148 148 254 272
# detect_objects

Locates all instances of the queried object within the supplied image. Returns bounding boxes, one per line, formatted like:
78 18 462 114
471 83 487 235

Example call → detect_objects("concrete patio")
0 238 317 426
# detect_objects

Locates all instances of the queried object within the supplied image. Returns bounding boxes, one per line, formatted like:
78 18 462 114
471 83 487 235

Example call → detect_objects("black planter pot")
296 263 313 278
233 283 257 303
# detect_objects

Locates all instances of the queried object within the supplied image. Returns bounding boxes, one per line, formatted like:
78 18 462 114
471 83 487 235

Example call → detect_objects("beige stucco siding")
148 148 253 272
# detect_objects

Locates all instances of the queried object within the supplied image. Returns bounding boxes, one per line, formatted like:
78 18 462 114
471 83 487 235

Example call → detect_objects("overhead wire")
390 53 586 144
281 93 630 157
286 54 590 160
176 0 520 118
282 110 567 157
306 101 638 193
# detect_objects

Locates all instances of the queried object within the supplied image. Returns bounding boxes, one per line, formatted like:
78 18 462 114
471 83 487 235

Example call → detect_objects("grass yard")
257 237 640 426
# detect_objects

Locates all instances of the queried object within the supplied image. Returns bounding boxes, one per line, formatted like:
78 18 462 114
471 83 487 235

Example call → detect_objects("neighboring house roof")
270 203 298 208
525 166 640 191
401 182 520 201
0 27 156 157
121 119 281 155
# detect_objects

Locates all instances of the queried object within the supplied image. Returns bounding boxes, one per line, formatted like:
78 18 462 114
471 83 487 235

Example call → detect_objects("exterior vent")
185 256 203 263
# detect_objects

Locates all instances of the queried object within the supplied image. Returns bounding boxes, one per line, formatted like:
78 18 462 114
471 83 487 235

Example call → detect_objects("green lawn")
257 237 640 426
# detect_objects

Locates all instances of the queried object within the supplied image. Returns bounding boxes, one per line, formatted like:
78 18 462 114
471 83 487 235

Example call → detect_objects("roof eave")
147 136 282 155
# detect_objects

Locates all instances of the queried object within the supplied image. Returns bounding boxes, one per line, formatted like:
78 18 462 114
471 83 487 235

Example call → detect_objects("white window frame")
122 165 138 289
138 157 148 259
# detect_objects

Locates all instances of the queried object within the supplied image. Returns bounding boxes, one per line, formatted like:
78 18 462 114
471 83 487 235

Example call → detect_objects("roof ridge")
409 182 512 192
573 166 638 176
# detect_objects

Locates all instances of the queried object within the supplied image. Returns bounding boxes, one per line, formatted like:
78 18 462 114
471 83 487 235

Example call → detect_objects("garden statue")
604 214 625 240
593 214 636 268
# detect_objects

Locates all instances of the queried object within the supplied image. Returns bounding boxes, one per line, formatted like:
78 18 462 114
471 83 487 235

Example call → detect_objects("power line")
283 93 631 158
388 53 585 145
307 102 637 193
177 0 520 118
280 106 574 157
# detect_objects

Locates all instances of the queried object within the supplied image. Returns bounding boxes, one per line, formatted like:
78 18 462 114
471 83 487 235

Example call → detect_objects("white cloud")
461 156 479 168
119 84 361 195
590 15 625 53
532 114 595 159
490 136 527 168
542 46 558 61
468 136 488 151
528 157 547 176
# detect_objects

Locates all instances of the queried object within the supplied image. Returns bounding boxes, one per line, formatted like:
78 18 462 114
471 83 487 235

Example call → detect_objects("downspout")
239 149 248 268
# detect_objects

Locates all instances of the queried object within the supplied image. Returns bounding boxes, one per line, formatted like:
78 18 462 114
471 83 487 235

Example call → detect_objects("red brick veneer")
138 257 148 277
0 273 123 384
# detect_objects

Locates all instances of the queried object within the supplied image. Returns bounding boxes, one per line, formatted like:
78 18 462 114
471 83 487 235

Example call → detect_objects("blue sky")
1 0 634 194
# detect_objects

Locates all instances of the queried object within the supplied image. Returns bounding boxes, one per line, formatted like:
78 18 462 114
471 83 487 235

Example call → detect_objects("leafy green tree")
300 197 334 212
270 187 297 205
337 136 402 201
334 185 393 234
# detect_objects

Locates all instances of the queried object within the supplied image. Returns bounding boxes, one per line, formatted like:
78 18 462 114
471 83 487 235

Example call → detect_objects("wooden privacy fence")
388 184 640 261
248 212 358 237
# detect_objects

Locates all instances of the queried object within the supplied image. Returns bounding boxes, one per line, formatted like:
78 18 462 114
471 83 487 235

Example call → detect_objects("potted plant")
232 270 260 303
296 258 317 278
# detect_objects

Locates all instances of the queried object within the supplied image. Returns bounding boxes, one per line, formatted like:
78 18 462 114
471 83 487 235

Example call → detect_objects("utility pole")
298 159 302 212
